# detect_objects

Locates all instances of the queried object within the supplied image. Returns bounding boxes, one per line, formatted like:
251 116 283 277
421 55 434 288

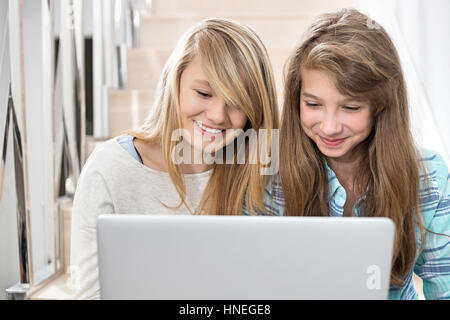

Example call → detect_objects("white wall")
395 0 450 160
360 0 450 163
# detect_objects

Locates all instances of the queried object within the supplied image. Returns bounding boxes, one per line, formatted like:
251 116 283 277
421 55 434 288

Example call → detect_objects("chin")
315 141 349 159
319 148 346 159
190 138 216 154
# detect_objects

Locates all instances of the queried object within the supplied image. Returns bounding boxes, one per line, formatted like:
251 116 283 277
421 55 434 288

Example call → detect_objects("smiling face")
178 54 248 153
299 68 373 163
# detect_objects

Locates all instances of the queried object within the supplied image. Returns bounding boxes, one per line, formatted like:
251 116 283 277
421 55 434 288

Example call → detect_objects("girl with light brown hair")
71 18 279 299
276 9 450 299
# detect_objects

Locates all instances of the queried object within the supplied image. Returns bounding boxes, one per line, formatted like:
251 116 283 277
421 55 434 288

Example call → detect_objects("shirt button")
338 189 343 196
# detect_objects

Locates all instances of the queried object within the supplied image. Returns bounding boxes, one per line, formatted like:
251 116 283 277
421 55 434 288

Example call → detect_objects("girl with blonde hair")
274 9 449 299
71 18 279 299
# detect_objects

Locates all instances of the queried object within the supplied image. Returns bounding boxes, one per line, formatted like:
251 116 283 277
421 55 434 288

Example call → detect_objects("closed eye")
343 106 361 111
195 90 212 98
305 101 321 107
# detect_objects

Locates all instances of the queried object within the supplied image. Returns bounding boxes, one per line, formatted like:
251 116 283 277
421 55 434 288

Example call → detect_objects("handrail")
4 0 34 299
4 0 151 300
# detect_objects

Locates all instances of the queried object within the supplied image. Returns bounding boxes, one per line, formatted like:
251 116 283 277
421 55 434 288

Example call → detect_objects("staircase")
29 0 424 300
109 0 359 137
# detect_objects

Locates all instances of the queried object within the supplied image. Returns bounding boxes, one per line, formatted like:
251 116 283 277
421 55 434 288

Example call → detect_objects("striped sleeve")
262 174 285 216
242 174 285 216
414 151 450 300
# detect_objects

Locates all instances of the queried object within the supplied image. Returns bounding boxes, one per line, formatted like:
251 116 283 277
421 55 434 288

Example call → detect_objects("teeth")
194 120 223 134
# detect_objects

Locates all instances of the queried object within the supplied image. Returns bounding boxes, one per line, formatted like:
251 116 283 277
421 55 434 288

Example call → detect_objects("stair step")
126 47 291 98
85 90 153 156
28 272 73 300
139 15 314 50
150 0 358 16
126 48 170 90
109 89 154 137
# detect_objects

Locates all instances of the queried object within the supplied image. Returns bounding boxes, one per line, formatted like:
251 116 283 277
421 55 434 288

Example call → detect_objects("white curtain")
360 0 450 163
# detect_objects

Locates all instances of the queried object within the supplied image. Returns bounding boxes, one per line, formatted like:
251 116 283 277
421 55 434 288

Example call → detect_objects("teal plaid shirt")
245 148 450 300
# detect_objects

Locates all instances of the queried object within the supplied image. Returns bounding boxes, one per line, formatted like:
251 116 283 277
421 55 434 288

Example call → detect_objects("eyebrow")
302 92 368 104
192 80 212 88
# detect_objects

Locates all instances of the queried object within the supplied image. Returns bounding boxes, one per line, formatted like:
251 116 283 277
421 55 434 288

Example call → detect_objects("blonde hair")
280 9 425 287
129 18 279 215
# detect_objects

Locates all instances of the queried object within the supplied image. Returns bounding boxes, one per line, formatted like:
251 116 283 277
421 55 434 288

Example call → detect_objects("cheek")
345 112 373 135
179 92 200 118
299 105 318 130
178 93 189 117
229 109 248 129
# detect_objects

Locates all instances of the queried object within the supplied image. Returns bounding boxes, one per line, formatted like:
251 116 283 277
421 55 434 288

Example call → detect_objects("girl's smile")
319 136 347 147
193 120 227 137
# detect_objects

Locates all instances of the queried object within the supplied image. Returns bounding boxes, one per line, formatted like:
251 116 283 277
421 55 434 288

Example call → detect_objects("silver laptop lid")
97 214 394 300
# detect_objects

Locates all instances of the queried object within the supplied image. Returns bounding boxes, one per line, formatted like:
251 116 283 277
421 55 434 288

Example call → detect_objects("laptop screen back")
97 214 394 299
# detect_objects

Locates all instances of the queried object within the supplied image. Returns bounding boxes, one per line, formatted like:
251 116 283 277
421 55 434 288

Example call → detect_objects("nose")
320 109 343 136
205 98 228 125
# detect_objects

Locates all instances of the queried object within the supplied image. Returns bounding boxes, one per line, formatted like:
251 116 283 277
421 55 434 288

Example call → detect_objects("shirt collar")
324 160 368 214
324 160 342 203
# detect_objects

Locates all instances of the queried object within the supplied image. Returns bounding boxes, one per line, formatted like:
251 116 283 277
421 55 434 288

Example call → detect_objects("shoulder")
84 137 135 171
85 136 125 162
79 137 141 186
417 147 449 189
417 147 450 228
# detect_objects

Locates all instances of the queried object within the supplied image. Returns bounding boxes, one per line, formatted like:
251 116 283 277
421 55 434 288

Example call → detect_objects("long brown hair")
129 18 279 215
280 9 425 287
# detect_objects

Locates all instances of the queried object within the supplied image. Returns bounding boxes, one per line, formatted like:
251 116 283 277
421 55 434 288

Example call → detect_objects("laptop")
97 214 395 300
